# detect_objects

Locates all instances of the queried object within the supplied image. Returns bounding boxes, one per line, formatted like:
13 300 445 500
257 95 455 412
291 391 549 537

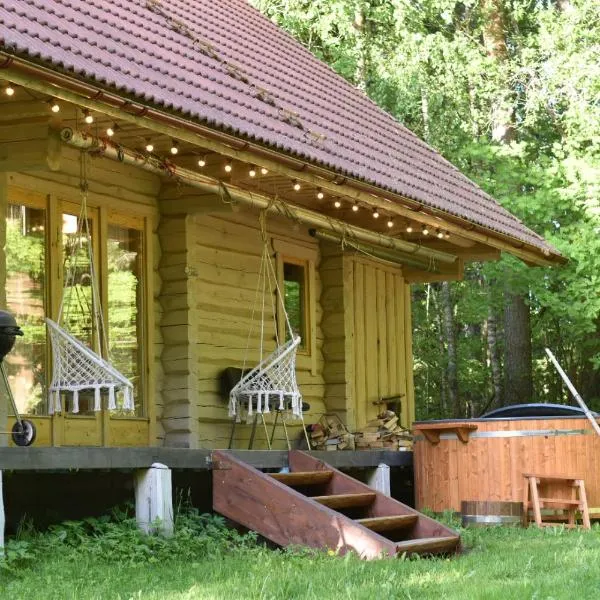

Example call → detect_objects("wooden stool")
522 473 590 530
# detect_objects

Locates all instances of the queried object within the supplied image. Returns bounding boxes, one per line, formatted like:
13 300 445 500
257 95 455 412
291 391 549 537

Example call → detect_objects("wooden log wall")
187 210 327 449
414 417 600 512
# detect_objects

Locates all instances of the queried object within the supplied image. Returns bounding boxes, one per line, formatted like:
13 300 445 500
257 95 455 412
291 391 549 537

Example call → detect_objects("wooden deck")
0 447 412 472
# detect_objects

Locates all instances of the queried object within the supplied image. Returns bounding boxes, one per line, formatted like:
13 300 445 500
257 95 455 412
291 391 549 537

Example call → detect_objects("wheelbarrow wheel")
12 419 36 447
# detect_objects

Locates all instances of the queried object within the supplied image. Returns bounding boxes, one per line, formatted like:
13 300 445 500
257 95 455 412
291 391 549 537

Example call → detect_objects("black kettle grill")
0 310 36 446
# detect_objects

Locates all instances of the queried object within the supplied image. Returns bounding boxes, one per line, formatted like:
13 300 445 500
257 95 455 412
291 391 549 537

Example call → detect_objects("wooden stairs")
212 450 460 559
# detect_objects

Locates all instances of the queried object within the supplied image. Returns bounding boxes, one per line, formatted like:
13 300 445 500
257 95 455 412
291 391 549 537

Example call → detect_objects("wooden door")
351 259 408 429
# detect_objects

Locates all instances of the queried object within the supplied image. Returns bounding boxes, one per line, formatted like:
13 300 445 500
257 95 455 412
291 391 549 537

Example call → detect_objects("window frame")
274 239 317 374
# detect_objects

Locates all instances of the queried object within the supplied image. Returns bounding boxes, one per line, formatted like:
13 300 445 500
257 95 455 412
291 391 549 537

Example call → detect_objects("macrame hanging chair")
228 212 302 420
46 152 134 415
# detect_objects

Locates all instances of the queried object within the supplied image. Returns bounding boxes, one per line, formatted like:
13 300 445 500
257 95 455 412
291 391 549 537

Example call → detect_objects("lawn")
1 509 599 599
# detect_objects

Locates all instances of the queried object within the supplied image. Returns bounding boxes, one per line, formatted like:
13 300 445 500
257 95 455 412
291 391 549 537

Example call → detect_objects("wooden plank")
395 536 459 556
376 268 387 405
363 264 378 424
312 493 376 509
403 284 415 425
269 471 333 486
385 272 398 401
356 514 417 532
353 262 366 429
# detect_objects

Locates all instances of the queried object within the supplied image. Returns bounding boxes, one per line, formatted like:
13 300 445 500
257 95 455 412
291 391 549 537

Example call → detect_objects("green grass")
2 509 600 599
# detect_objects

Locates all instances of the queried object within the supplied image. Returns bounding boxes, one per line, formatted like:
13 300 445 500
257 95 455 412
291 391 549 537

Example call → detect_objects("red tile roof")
0 0 557 257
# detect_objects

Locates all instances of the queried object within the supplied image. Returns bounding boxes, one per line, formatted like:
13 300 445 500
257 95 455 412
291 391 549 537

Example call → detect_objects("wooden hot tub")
413 416 600 512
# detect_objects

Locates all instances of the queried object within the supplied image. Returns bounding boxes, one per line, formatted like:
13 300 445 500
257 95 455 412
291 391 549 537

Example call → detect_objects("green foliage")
3 508 600 599
253 0 600 415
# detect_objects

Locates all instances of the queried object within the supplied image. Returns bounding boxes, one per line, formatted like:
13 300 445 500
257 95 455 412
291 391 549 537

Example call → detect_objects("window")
4 193 147 418
283 261 307 348
5 203 48 415
107 223 144 415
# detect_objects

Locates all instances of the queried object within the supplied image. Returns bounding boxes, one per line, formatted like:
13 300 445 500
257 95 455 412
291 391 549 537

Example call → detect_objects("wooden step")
269 470 333 486
395 535 459 556
312 492 376 509
356 514 418 532
536 498 582 509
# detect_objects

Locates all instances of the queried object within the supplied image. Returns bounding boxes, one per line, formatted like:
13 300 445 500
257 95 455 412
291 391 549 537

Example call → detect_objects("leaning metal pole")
545 347 600 437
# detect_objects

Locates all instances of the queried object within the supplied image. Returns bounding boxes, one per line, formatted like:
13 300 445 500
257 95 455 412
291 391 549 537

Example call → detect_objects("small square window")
283 261 306 348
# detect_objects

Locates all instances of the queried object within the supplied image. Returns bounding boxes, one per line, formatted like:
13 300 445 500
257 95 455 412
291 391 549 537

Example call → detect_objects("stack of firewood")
308 411 412 451
308 415 355 451
354 410 412 450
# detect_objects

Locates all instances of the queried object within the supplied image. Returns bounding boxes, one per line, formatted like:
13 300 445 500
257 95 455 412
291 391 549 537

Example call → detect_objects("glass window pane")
5 204 47 415
107 224 144 416
283 262 306 348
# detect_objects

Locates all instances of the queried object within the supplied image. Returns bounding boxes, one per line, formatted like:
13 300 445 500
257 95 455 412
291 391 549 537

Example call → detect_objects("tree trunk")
487 305 503 407
441 282 460 417
504 293 533 404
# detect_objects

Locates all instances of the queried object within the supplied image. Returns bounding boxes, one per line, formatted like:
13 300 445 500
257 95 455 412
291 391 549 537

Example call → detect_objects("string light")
170 141 179 155
352 203 359 212
372 208 380 219
293 180 301 191
406 223 413 233
436 229 444 239
224 160 233 173
387 218 394 229
198 156 206 167
106 123 118 137
4 84 15 96
260 167 269 175
145 139 154 153
422 225 429 236
316 188 324 200
444 231 450 239
83 109 94 124
248 165 257 177
334 199 342 209
48 99 60 113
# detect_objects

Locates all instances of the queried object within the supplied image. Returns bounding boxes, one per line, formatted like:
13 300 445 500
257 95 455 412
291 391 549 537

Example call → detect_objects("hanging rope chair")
46 151 134 415
228 212 303 420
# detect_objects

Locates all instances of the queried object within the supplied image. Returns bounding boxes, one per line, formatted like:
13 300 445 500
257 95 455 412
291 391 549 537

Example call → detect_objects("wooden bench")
522 473 590 530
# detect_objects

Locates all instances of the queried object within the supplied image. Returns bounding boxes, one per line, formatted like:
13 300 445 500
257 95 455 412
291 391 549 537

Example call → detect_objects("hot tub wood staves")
413 417 600 513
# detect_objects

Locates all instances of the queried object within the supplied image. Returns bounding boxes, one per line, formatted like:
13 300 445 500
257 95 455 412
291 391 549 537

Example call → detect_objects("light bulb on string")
436 229 444 239
260 167 269 175
5 84 15 96
334 199 342 209
145 139 154 153
352 203 359 212
293 180 301 191
224 161 233 173
170 141 179 155
316 188 324 200
249 165 257 177
406 223 413 233
387 218 394 229
422 225 429 236
106 123 118 137
198 156 206 167
83 109 94 124
372 208 380 219
48 99 60 113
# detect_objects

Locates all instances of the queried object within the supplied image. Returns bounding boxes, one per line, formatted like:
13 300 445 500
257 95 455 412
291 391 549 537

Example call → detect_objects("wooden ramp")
212 450 459 559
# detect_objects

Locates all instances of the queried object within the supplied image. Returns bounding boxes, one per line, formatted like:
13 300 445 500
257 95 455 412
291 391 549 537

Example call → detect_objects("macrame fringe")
94 387 101 411
108 386 116 411
72 389 79 414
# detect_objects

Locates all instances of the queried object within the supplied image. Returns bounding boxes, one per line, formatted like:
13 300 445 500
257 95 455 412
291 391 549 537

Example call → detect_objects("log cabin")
0 0 564 454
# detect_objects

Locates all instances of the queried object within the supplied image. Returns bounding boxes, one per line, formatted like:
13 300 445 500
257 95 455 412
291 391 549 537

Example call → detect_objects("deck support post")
365 463 390 496
134 462 174 536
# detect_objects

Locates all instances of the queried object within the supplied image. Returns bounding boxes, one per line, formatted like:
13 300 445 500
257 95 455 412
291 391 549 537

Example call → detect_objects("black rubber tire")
11 419 36 447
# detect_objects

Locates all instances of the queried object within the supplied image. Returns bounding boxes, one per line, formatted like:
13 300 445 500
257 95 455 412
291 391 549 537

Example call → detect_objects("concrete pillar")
366 463 390 496
135 462 173 536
